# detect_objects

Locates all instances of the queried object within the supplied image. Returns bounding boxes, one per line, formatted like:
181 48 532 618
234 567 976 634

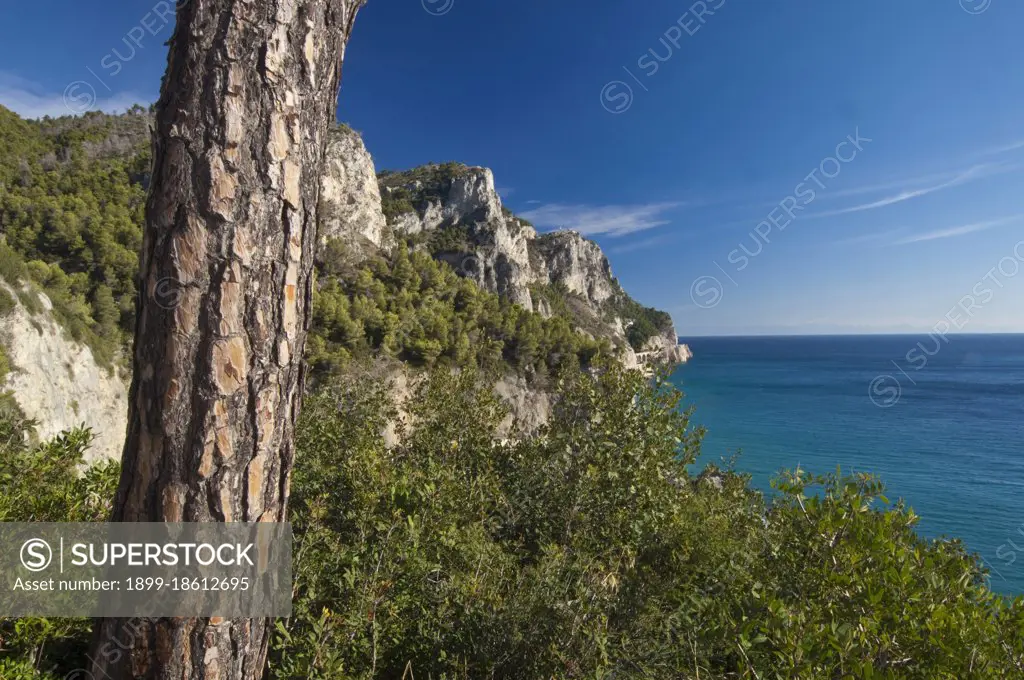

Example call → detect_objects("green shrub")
270 363 1024 678
2 362 1022 678
0 344 11 384
0 287 15 317
0 405 120 677
0 657 63 680
380 191 416 222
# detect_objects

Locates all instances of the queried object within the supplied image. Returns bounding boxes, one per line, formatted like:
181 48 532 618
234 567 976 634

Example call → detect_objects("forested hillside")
3 363 1023 678
1 105 1023 678
0 106 627 381
0 106 150 365
309 240 606 380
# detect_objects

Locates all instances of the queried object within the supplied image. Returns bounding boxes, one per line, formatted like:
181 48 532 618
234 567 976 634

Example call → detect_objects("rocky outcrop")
493 373 552 437
531 231 617 306
379 164 538 310
631 329 693 371
371 156 690 367
315 126 692 367
319 125 388 255
382 165 503 235
668 343 694 364
0 280 128 463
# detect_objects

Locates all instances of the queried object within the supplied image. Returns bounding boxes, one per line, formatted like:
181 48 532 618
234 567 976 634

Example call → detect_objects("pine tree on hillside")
88 1 367 678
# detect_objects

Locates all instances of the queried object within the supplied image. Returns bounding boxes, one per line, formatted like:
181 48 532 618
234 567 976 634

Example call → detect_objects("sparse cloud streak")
892 215 1024 245
519 201 681 237
984 139 1024 156
832 228 906 247
807 164 1001 219
607 234 675 254
822 169 963 202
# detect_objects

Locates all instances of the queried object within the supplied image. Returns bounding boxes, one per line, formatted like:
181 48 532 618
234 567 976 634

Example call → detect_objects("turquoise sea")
671 335 1024 595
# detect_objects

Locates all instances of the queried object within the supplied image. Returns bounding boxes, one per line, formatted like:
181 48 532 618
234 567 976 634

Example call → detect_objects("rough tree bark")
90 0 365 677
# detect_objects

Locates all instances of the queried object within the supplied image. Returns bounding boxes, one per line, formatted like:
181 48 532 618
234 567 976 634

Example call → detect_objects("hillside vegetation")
0 105 606 377
1 106 1022 678
309 240 607 382
2 365 1023 678
0 106 151 365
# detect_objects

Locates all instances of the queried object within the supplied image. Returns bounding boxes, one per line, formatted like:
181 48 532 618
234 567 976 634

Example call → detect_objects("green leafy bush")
270 363 1024 679
0 287 15 317
0 405 120 678
3 364 1022 678
380 189 416 222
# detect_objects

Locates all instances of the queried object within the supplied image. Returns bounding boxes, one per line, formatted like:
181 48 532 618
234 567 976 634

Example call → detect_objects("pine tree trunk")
90 1 364 677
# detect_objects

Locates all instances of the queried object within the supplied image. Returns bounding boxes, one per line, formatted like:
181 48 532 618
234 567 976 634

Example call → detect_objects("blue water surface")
671 334 1024 594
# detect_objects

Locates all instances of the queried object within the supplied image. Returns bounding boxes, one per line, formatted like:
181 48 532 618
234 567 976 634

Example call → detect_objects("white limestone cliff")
0 279 128 464
319 125 388 254
372 157 690 367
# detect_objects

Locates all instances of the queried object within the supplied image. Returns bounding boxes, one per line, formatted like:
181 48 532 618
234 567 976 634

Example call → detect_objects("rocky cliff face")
319 125 388 255
378 163 538 310
530 231 617 307
386 165 504 234
0 279 128 464
0 125 686 465
364 151 690 367
642 327 694 365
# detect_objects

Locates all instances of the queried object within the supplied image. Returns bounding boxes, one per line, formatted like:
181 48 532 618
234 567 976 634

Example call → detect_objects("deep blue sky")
2 0 1023 335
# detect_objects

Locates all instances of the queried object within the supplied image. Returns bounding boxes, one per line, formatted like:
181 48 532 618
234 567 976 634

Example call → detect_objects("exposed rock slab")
1 280 128 463
372 157 690 367
319 125 388 255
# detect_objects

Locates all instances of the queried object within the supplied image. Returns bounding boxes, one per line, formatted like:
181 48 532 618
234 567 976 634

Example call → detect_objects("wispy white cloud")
749 154 1021 212
835 215 1023 247
983 139 1024 156
822 169 963 202
0 71 146 119
832 228 907 247
892 215 1024 245
519 201 681 237
525 199 542 205
808 164 1002 219
607 234 675 254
